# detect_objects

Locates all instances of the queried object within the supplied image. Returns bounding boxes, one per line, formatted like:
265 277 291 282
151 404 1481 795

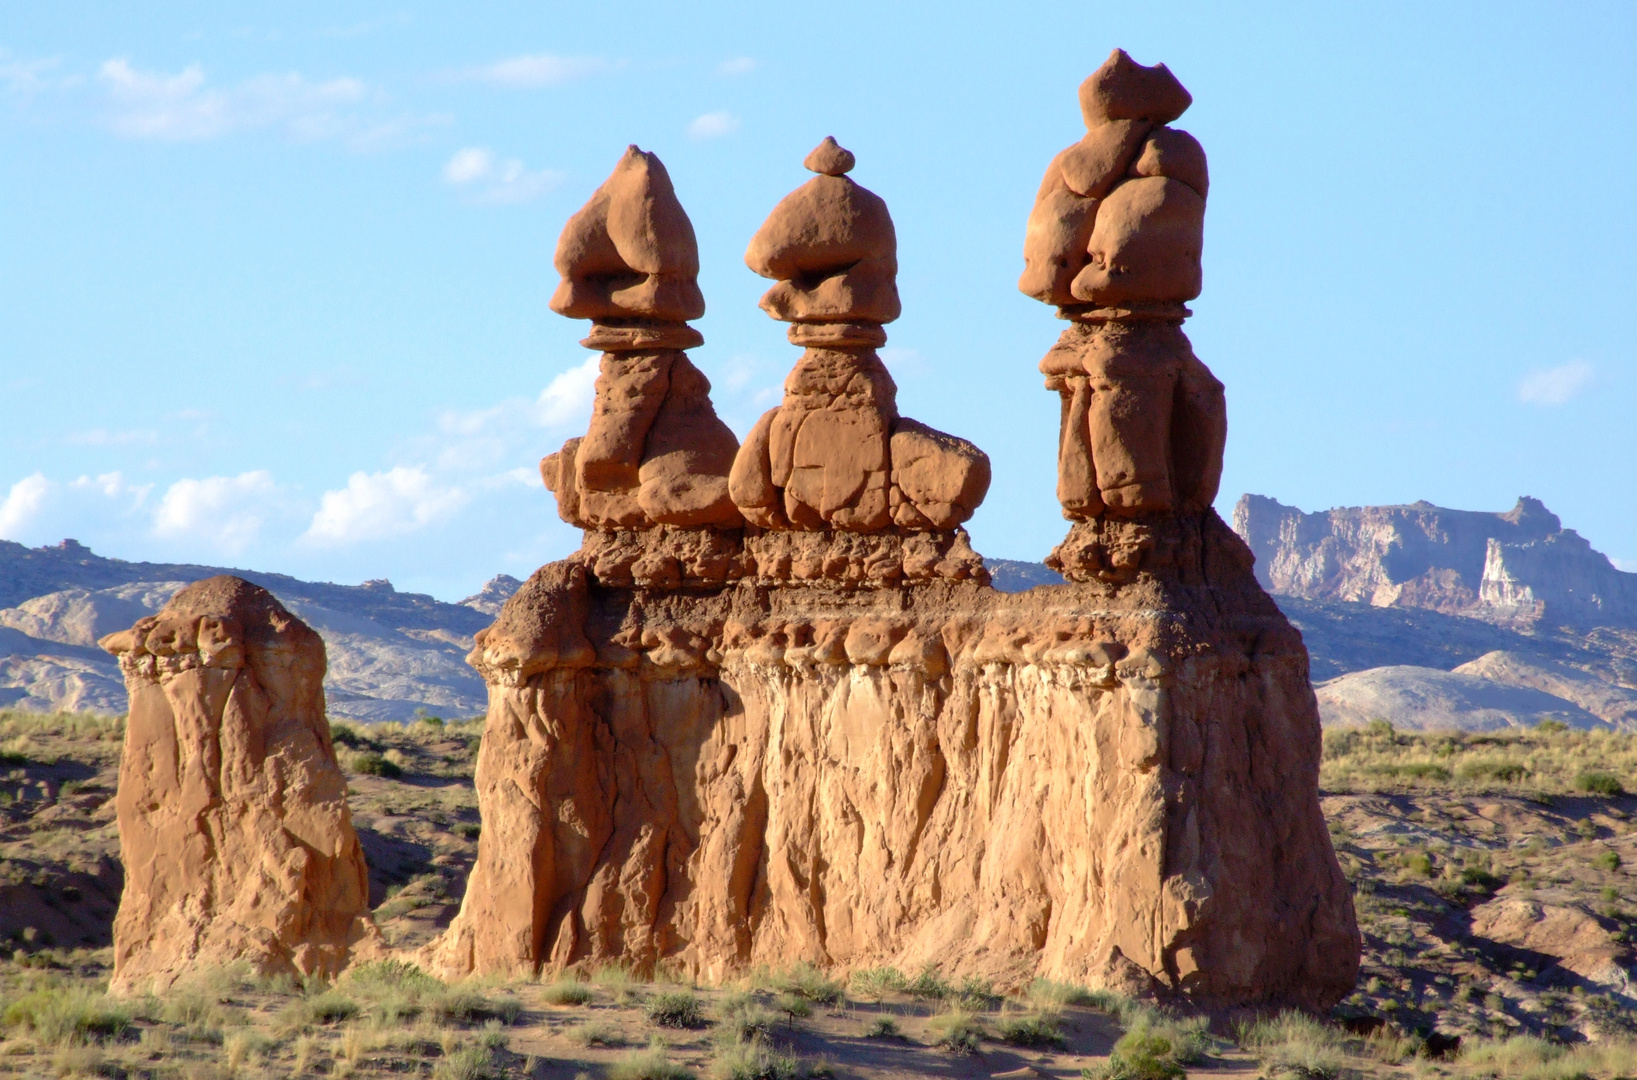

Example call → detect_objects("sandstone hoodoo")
99 576 379 993
434 72 1357 1011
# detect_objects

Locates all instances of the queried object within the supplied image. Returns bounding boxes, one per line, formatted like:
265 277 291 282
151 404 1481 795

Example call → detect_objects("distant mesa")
1233 493 1637 628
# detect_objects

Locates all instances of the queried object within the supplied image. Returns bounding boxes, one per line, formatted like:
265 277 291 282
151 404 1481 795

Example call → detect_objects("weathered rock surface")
732 140 991 534
430 514 1356 1007
1233 494 1637 629
542 148 743 533
1021 48 1206 311
99 576 380 992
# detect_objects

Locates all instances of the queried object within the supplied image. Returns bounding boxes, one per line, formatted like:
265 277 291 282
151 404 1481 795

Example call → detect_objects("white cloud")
71 471 152 504
441 146 563 204
717 57 756 76
687 111 740 140
95 58 426 147
152 470 278 552
534 355 600 427
0 474 52 538
304 466 467 545
451 54 612 88
430 356 599 472
1518 361 1593 406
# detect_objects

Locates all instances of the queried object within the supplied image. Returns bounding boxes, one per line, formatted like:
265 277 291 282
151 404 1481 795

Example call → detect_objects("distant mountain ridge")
1233 494 1637 628
0 538 511 722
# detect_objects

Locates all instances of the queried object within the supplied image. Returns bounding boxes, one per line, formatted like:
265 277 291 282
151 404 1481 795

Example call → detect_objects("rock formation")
99 576 379 993
731 137 992 546
542 145 743 534
1018 50 1223 581
1233 493 1637 627
431 80 1357 1011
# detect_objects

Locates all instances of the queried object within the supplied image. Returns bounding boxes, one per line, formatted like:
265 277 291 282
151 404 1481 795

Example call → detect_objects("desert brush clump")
646 989 707 1028
608 1037 695 1080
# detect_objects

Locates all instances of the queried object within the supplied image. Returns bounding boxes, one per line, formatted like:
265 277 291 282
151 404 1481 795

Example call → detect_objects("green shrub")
849 967 905 1002
768 962 843 1005
609 1038 695 1080
647 990 706 1028
711 1035 813 1080
718 995 777 1042
351 752 402 778
865 1017 900 1039
542 980 593 1006
1457 760 1530 784
998 1010 1065 1047
773 993 811 1023
566 1020 624 1047
928 1008 984 1054
1086 1027 1186 1080
304 991 360 1024
905 966 952 1001
431 988 521 1025
1 986 131 1044
1577 771 1625 796
1594 849 1623 872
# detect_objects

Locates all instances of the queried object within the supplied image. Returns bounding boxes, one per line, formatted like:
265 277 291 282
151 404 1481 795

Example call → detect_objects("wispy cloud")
687 110 740 140
449 53 613 88
717 57 756 76
0 50 73 98
98 58 366 141
66 427 160 447
441 146 563 204
304 466 467 545
1518 360 1594 406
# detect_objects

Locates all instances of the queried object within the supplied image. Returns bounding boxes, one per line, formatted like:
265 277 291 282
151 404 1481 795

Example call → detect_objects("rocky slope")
0 538 519 721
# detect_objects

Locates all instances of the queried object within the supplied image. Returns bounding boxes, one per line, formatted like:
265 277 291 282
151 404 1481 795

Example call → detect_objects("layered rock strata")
99 576 379 993
430 515 1357 1008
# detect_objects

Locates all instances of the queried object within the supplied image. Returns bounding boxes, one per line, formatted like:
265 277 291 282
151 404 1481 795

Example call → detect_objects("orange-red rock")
550 146 704 324
99 577 379 993
429 515 1356 1010
542 150 742 532
1079 48 1193 126
731 144 988 533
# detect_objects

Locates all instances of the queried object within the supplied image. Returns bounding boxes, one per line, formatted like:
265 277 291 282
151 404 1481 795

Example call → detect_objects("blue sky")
2 2 1634 600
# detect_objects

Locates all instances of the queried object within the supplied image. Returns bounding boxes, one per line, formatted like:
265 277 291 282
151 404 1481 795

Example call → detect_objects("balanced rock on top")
730 138 990 533
541 147 743 532
1020 48 1208 311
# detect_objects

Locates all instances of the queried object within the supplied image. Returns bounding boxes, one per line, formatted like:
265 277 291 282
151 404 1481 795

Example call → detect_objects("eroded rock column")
100 577 380 993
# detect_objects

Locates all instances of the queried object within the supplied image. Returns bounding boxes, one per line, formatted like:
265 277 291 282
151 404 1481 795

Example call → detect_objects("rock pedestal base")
429 516 1359 1008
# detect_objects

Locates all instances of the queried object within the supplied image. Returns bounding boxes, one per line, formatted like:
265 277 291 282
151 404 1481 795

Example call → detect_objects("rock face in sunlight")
99 577 380 993
429 72 1357 1012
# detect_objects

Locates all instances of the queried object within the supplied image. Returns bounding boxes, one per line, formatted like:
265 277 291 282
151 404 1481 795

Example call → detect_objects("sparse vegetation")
7 706 1637 1077
647 989 707 1028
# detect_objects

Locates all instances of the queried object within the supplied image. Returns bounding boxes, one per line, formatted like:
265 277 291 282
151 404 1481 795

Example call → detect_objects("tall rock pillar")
99 577 380 993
